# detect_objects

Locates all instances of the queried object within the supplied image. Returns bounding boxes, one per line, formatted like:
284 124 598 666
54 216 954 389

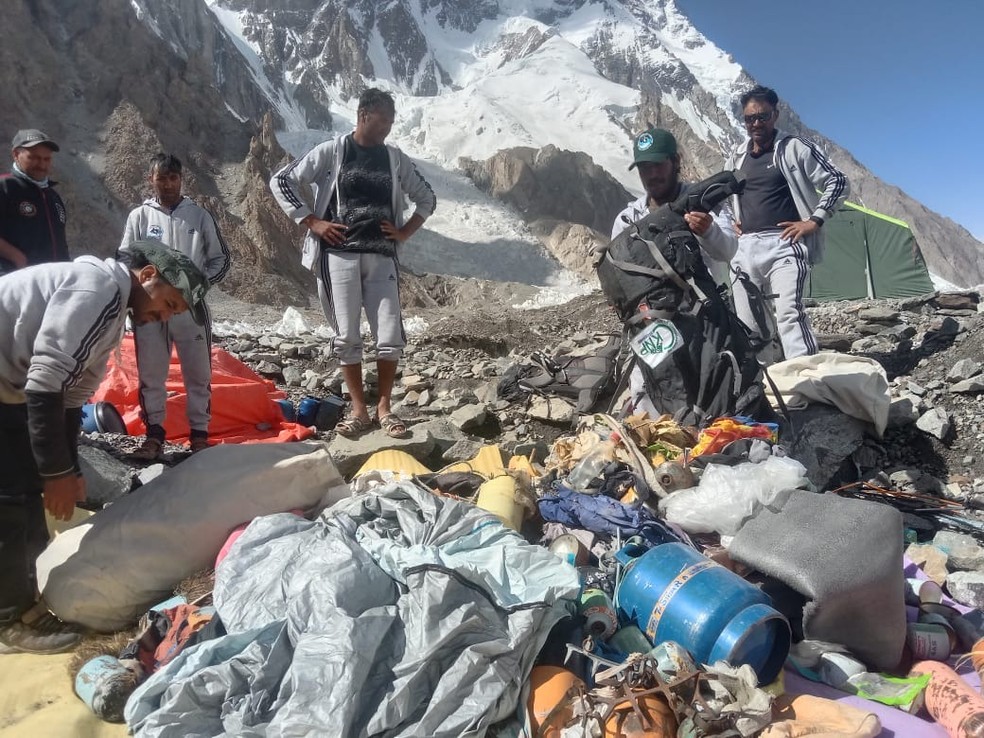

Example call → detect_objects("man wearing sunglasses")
724 85 849 360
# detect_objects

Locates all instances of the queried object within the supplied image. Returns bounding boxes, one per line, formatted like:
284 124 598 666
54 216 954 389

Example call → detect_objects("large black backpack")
595 171 770 427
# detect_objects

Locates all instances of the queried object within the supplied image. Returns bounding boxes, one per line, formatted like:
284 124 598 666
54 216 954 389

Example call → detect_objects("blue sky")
676 0 984 241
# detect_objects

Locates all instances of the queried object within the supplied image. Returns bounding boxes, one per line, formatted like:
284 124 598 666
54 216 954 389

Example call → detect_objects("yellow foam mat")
441 446 506 477
0 652 127 737
355 449 432 478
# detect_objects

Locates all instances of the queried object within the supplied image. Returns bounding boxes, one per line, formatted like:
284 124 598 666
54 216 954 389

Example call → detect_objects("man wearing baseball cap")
611 126 739 418
613 126 737 277
0 241 208 653
0 129 69 276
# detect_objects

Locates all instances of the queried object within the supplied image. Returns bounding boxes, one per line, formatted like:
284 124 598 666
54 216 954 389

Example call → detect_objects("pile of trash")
44 400 984 737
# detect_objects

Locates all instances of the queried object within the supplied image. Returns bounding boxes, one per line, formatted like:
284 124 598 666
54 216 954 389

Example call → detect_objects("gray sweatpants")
134 307 212 432
317 250 405 365
731 231 818 360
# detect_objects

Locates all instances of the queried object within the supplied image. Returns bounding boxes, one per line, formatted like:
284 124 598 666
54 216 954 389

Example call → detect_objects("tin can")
578 588 617 640
906 621 954 661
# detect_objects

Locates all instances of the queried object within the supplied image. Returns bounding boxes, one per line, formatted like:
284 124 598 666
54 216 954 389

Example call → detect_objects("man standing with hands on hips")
270 88 436 439
725 85 849 361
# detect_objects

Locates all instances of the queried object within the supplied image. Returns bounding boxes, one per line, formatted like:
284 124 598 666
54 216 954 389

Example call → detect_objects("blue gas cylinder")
614 541 790 684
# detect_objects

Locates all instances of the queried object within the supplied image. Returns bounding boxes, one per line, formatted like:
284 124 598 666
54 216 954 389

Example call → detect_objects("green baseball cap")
628 127 678 169
125 240 210 325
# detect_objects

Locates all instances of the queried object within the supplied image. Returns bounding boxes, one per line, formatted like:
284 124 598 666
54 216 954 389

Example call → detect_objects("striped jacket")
724 131 849 263
119 197 231 285
270 132 437 270
0 256 130 408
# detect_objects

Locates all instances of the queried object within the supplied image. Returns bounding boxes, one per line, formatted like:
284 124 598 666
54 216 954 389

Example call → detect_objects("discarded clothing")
691 415 779 457
125 483 580 737
538 487 680 547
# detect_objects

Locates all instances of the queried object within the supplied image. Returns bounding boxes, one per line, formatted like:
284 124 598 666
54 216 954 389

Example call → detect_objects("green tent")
807 201 934 301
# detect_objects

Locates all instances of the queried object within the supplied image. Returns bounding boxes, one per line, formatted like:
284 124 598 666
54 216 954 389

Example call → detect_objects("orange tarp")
91 334 315 445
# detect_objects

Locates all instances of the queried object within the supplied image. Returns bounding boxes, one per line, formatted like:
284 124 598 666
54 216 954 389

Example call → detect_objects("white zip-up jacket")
724 131 849 263
119 197 231 284
612 182 739 286
0 256 131 408
270 132 437 270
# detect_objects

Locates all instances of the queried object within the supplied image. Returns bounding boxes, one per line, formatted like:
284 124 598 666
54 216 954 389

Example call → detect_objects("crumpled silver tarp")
125 481 580 737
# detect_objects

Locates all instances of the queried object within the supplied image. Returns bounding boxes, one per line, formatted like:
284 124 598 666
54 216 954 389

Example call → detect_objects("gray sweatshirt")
0 256 131 408
119 197 230 284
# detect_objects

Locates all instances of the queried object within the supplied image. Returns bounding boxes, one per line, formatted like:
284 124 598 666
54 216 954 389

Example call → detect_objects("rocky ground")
82 276 984 506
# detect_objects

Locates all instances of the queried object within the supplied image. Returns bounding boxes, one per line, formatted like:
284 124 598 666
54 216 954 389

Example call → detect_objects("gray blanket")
729 489 905 671
125 482 580 737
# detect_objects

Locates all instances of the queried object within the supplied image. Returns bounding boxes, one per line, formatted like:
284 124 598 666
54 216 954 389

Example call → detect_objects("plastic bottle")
567 439 617 491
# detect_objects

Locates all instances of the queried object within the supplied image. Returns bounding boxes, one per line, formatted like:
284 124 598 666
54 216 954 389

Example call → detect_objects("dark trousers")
0 403 48 624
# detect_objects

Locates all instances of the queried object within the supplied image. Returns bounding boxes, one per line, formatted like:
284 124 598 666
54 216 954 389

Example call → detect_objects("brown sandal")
335 414 373 438
377 413 409 438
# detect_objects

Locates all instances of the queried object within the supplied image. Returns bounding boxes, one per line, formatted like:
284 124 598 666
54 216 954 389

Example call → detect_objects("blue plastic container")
275 398 296 422
297 396 321 427
614 541 790 684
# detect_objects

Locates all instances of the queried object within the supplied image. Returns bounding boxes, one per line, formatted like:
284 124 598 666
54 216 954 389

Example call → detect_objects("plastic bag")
658 455 808 536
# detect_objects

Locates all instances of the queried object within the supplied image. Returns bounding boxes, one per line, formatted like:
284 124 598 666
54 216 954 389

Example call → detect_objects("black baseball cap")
12 129 60 152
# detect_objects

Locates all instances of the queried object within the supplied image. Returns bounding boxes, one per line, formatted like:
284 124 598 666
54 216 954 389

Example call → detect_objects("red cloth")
91 334 315 444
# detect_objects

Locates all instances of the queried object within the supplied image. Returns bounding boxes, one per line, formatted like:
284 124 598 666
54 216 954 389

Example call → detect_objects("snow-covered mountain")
201 0 983 288
4 0 981 297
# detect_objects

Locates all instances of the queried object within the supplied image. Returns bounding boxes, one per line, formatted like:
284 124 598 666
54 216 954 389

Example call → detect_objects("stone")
858 307 900 323
906 381 928 397
916 408 952 440
947 358 983 383
527 396 576 425
950 378 984 394
450 403 488 431
887 395 921 427
253 360 283 377
933 531 984 571
441 439 485 464
945 571 984 610
906 543 949 585
282 365 304 387
935 293 979 311
327 425 437 477
401 374 427 390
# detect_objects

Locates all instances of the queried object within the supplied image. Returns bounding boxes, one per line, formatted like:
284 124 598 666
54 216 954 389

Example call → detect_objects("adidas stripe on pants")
731 231 818 360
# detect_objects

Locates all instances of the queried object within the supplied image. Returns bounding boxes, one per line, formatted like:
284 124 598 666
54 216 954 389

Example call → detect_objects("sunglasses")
743 111 775 125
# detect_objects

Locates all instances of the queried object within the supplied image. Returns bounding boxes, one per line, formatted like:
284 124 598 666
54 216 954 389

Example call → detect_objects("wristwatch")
808 215 824 228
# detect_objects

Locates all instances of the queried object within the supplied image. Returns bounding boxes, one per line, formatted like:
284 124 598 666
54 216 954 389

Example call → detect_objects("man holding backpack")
610 127 743 421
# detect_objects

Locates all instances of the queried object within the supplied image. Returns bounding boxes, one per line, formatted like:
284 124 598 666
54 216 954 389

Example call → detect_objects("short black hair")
150 153 182 175
357 88 395 116
740 85 779 109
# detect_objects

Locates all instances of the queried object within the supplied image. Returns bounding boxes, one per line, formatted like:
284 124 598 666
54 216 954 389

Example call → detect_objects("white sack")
37 441 349 631
766 352 890 437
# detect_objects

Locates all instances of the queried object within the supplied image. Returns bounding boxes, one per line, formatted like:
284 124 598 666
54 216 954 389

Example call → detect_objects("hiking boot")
189 435 210 453
130 436 164 461
0 611 81 654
